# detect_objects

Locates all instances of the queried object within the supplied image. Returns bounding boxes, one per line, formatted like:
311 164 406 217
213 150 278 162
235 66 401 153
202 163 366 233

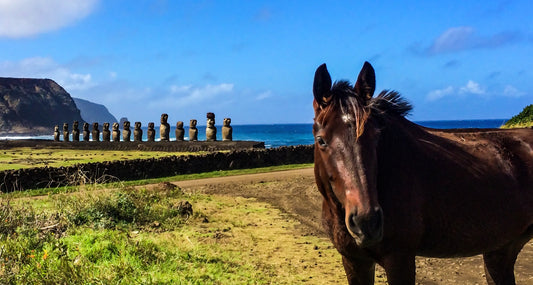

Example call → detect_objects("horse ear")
313 63 332 107
354 61 376 100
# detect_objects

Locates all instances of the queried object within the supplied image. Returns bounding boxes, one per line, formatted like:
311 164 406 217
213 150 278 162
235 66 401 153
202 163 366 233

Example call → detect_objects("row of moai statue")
54 113 233 142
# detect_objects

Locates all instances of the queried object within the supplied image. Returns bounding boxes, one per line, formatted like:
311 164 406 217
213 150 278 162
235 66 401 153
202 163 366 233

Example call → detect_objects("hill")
501 104 533 128
0 77 84 135
73 97 118 125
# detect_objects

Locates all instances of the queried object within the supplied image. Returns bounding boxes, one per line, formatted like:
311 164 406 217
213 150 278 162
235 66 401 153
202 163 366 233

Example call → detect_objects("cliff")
0 77 84 135
73 97 118 125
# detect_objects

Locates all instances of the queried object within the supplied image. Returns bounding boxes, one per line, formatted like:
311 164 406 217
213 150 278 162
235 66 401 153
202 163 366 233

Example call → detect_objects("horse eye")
316 136 327 147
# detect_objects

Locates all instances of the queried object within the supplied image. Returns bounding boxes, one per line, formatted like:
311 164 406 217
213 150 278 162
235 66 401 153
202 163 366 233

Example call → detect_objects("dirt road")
172 168 533 284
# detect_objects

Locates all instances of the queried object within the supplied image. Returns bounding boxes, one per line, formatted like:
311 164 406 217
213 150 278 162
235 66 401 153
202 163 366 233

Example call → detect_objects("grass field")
0 182 347 284
0 147 203 171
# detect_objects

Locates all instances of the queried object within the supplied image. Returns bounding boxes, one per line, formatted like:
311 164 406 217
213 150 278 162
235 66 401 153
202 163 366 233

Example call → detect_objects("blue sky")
0 0 531 125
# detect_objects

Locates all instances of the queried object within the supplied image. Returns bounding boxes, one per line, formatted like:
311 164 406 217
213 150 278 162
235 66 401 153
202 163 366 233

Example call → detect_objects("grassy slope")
1 183 373 284
501 104 533 128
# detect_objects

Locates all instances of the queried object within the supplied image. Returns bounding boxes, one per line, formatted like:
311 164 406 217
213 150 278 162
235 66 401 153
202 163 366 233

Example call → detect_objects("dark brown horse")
312 62 533 284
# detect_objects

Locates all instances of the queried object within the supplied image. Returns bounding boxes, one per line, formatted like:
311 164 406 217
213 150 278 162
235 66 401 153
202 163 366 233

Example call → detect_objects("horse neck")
376 116 436 171
376 116 485 185
379 116 425 149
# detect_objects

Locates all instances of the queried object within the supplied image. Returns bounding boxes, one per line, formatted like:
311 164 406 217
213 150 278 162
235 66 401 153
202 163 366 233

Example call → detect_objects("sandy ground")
169 168 533 284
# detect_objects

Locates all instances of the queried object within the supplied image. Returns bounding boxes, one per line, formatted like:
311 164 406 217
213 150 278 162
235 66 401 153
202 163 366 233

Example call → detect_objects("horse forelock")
315 80 412 140
315 80 370 139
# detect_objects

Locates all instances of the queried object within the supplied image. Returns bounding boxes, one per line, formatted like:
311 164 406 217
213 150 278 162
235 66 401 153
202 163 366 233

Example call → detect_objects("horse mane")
370 90 413 118
316 80 412 138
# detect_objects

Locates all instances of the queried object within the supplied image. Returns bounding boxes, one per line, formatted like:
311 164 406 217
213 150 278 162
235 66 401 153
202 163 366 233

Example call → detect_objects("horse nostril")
367 207 384 237
348 213 363 236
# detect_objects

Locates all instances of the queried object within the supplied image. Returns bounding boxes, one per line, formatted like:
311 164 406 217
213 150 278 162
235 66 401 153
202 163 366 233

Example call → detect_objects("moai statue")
102 123 111 141
147 122 155 142
53 125 60 141
122 121 131 142
175 121 185 141
62 123 69 142
160 113 170 141
72 121 80 142
133 122 143 142
112 122 120 142
222 118 233 141
189 119 198 141
82 123 90 142
205 112 217 141
92 123 100 142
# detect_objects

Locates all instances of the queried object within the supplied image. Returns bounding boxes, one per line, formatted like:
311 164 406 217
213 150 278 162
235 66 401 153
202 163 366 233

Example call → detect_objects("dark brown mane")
370 90 413 118
315 80 412 138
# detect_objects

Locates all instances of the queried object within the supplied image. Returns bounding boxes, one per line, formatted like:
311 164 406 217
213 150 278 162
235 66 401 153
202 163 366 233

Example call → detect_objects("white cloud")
427 86 454 101
503 85 526 98
255 90 272 100
149 83 234 110
0 57 94 91
427 80 487 101
109 71 117 79
0 0 99 38
459 80 485 95
426 26 522 55
170 85 192 94
429 26 474 54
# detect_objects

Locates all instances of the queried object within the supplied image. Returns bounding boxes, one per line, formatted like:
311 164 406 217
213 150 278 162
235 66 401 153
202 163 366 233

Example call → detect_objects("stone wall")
0 145 314 192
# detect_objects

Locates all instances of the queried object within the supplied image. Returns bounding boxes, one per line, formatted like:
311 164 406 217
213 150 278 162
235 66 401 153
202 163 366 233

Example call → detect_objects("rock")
0 77 84 135
173 200 193 218
72 97 118 126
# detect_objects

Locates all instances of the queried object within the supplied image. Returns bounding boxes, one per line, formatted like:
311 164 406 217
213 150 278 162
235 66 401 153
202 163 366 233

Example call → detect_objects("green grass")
0 147 204 171
0 183 352 284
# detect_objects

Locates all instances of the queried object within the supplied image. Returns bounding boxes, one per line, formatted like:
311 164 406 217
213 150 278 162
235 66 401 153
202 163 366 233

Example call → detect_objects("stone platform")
0 139 265 152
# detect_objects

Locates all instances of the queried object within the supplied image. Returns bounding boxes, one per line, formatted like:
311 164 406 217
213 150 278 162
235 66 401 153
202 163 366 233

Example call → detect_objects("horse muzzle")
346 206 384 247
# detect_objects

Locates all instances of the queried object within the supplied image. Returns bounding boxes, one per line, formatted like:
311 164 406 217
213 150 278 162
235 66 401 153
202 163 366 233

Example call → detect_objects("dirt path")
169 168 533 284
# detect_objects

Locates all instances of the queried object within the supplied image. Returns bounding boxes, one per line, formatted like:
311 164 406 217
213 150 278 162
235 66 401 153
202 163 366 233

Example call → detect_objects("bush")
56 186 187 231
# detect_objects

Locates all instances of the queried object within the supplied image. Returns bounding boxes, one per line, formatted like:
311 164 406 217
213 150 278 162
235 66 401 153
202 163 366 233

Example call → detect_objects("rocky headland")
73 97 118 125
0 77 84 135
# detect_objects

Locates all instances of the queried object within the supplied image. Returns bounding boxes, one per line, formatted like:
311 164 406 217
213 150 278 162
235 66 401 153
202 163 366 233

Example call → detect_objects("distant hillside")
0 77 84 135
501 104 533 129
73 97 118 125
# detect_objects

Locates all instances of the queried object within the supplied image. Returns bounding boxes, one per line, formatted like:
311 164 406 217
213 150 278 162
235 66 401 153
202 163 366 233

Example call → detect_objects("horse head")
313 62 384 247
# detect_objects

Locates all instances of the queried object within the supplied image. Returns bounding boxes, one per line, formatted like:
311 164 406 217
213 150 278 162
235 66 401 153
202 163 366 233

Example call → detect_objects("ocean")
0 119 508 148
